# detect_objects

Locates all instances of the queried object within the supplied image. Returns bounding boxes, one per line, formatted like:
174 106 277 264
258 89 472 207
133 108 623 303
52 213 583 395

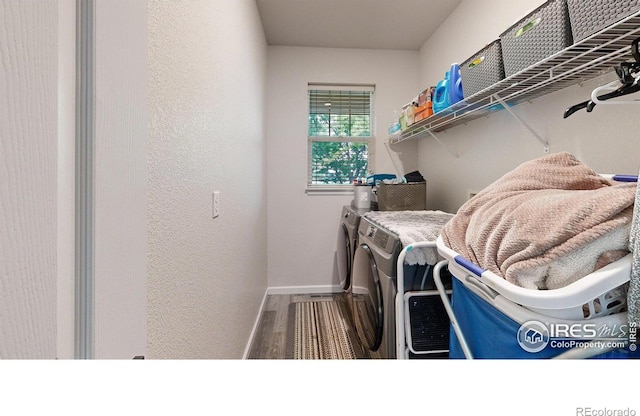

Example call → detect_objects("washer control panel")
364 224 391 253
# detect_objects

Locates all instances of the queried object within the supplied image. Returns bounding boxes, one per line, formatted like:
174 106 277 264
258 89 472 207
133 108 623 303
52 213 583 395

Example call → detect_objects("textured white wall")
148 0 268 358
417 0 640 213
0 0 58 358
266 46 421 289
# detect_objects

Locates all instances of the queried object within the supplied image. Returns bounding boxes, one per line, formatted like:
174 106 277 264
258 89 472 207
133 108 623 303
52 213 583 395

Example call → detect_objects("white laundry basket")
436 236 630 321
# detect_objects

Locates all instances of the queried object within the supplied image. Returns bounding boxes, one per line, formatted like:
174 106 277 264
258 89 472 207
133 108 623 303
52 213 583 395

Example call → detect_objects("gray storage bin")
567 0 640 42
376 182 426 211
500 0 573 77
460 40 505 99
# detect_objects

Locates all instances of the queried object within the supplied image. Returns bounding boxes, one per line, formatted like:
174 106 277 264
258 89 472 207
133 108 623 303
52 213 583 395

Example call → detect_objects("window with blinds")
308 84 375 187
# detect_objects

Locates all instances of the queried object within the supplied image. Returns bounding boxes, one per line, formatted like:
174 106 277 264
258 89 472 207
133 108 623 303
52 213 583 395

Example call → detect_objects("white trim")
57 0 77 360
242 289 269 359
266 285 341 295
309 136 371 143
308 83 375 92
305 186 353 196
75 0 95 360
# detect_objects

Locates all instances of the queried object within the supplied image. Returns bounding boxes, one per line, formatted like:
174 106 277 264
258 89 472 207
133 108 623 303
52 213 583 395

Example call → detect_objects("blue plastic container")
433 64 464 113
432 73 450 114
448 63 464 104
366 174 396 185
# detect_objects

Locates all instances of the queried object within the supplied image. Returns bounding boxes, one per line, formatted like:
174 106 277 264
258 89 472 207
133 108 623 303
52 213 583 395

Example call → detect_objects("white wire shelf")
391 11 640 145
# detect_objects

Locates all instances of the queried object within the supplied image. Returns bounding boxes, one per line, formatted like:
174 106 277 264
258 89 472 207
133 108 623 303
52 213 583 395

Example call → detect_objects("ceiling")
255 0 463 51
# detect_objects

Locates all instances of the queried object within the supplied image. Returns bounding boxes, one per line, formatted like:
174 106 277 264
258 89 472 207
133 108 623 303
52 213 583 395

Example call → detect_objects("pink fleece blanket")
441 152 636 290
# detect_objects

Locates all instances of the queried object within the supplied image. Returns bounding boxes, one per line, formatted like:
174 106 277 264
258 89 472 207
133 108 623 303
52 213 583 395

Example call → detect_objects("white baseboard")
242 289 269 360
266 285 341 295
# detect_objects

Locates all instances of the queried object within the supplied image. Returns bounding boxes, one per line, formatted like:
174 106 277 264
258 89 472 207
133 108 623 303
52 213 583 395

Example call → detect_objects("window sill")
305 186 354 196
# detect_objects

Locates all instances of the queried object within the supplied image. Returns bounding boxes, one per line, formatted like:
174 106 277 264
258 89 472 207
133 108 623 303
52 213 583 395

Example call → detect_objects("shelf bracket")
426 129 458 159
493 94 550 153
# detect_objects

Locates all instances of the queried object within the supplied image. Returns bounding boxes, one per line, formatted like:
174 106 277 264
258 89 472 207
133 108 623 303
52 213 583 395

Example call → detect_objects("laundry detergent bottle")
432 72 450 113
448 63 464 105
433 63 464 113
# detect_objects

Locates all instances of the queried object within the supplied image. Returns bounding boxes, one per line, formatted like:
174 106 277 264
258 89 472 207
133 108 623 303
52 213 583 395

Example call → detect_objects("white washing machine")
336 205 369 324
351 216 402 359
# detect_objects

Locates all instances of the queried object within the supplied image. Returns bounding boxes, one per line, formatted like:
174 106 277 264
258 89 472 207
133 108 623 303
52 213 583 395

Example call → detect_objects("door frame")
74 0 95 359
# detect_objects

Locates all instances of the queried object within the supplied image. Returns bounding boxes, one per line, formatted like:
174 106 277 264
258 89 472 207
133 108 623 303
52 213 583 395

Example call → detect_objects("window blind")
308 85 373 137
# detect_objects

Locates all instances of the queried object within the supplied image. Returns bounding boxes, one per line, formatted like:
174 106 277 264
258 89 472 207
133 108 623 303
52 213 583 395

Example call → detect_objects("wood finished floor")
247 293 352 359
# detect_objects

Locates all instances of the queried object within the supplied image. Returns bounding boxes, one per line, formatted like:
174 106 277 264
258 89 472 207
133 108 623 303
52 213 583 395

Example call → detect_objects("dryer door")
336 223 352 291
352 244 383 352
